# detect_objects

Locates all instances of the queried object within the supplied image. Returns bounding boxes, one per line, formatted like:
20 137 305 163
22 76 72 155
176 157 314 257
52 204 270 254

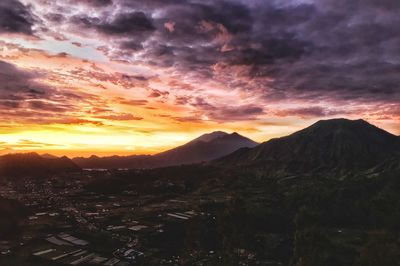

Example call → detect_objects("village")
0 172 234 266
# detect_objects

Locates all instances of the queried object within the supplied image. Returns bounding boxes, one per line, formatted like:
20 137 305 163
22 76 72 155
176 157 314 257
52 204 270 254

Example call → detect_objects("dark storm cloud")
44 13 65 23
95 12 155 35
0 0 36 35
143 1 255 70
275 106 349 118
173 95 265 121
209 105 264 121
0 60 42 95
0 60 101 123
249 0 400 103
24 0 399 124
74 0 399 105
69 10 155 55
70 11 155 36
74 0 113 7
0 60 63 110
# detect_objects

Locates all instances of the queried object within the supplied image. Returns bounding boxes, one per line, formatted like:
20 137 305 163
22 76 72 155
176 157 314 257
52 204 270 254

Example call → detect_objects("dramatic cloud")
208 105 265 122
95 113 143 121
0 60 46 104
0 0 36 35
275 106 349 118
117 98 148 106
0 60 111 126
0 0 398 155
71 0 113 7
39 0 399 106
71 11 154 36
252 0 400 103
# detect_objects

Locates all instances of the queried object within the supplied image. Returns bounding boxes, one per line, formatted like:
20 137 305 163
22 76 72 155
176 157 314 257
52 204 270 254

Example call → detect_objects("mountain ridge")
73 131 259 169
190 131 229 143
2 120 398 174
0 152 81 178
217 118 400 175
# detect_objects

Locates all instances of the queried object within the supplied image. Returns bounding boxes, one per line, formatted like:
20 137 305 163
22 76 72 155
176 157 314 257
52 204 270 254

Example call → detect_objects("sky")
0 0 399 157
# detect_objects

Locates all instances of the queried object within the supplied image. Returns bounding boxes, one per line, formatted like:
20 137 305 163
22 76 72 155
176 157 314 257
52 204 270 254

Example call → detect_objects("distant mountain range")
218 119 400 175
1 119 398 176
0 152 80 178
73 131 258 169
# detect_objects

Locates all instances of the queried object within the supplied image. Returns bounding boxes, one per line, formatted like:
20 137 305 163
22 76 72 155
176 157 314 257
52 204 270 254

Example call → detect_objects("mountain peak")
219 118 399 174
74 131 258 169
41 153 58 159
192 131 229 143
154 130 258 167
297 118 396 140
313 118 369 127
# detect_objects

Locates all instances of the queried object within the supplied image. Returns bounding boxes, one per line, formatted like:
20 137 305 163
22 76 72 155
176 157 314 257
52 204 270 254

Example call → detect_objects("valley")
0 119 399 265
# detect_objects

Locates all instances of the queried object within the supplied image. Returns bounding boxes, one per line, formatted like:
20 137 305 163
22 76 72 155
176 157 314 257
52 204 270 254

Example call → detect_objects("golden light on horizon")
0 0 398 157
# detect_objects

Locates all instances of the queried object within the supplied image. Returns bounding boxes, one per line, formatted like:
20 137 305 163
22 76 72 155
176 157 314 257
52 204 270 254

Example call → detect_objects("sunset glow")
0 0 399 156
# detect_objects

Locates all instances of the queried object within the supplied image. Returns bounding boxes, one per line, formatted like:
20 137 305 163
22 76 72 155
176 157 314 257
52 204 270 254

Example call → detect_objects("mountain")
218 119 400 175
73 131 258 169
0 153 81 178
152 132 258 167
190 131 229 143
40 153 59 159
0 148 15 156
